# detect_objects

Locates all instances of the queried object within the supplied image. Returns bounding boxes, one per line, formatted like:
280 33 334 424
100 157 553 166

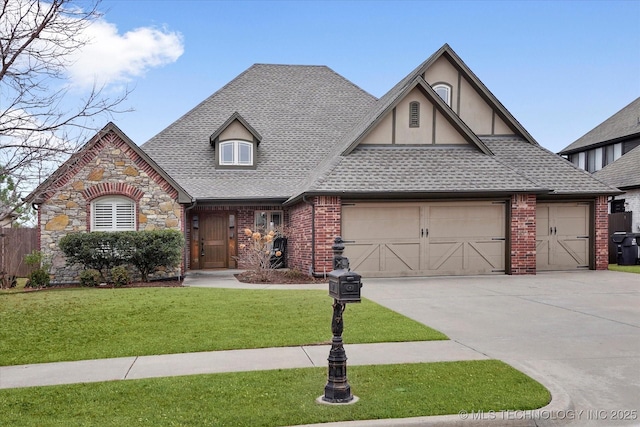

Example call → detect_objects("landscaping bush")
237 227 287 282
60 230 183 282
79 269 101 287
127 230 184 282
110 266 130 287
59 232 132 278
23 250 51 288
0 272 17 289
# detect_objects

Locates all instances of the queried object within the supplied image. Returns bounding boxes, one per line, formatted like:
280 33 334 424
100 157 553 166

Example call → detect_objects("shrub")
27 268 50 288
236 227 287 282
0 272 17 289
127 230 184 282
24 251 51 288
59 232 131 278
60 230 183 282
110 266 130 287
79 269 101 287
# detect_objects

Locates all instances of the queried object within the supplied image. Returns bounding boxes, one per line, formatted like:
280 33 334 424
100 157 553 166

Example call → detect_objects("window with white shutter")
91 196 136 231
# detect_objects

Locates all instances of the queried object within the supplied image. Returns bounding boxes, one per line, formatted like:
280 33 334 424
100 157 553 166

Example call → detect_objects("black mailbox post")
328 270 362 302
322 236 362 404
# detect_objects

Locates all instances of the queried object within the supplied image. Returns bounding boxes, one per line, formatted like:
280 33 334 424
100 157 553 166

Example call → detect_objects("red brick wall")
287 196 341 275
510 194 536 275
287 201 313 273
594 195 609 270
313 196 341 275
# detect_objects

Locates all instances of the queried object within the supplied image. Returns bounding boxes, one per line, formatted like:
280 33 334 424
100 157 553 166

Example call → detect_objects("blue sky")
90 0 640 153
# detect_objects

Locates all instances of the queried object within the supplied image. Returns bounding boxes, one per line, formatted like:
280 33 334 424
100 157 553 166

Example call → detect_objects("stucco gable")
337 44 537 156
209 112 262 146
351 77 492 153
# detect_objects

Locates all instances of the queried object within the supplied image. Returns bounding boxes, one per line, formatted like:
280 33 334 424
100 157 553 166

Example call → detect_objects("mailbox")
328 269 362 303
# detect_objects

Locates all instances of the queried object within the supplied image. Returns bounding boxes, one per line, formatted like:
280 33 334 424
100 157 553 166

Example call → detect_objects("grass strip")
608 264 640 274
0 360 550 427
0 287 446 366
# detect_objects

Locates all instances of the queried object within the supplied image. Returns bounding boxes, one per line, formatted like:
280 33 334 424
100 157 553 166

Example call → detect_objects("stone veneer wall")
38 130 183 284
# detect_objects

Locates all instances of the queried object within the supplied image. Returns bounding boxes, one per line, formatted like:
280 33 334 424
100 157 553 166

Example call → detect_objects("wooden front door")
200 214 228 268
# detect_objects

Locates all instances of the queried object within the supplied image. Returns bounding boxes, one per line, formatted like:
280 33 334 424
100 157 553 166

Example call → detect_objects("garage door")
342 201 506 277
536 202 590 271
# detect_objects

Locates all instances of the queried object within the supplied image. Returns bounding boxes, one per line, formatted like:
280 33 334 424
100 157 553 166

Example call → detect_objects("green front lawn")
0 361 550 427
0 287 446 366
609 263 640 274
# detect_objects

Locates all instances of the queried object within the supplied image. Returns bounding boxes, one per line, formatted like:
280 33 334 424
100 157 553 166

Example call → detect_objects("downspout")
182 199 197 280
303 195 325 278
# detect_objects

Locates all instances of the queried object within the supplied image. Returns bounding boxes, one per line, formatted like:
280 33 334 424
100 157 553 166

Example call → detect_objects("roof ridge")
559 96 640 154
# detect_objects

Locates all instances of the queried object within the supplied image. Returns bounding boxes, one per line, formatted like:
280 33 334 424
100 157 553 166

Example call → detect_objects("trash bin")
611 232 640 265
269 237 287 269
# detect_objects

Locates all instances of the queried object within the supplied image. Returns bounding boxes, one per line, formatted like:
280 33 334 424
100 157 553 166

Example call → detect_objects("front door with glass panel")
200 214 228 268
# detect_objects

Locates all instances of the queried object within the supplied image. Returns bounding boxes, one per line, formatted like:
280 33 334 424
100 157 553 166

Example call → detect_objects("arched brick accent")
82 182 145 202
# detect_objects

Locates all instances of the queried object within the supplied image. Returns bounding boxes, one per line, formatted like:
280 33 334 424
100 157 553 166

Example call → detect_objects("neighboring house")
594 145 640 232
0 208 18 228
26 44 619 283
559 97 640 232
559 97 640 174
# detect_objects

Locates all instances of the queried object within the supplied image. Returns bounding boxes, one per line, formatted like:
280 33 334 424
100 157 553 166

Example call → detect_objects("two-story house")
559 97 640 234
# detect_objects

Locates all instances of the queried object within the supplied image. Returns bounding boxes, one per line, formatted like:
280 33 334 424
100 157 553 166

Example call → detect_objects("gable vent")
409 101 420 128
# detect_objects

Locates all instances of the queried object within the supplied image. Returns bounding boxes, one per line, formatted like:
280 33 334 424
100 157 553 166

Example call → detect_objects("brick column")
594 195 609 270
314 196 341 275
510 194 536 275
287 202 313 273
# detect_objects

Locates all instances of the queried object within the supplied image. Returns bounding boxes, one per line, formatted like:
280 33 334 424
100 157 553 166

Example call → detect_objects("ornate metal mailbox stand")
322 236 362 404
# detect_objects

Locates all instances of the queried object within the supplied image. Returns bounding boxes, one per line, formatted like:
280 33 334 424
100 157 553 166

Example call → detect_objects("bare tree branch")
0 0 132 223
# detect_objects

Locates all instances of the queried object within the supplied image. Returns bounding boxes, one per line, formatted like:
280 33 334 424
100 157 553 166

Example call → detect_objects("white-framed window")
92 196 136 231
255 210 283 233
220 140 253 166
433 83 452 106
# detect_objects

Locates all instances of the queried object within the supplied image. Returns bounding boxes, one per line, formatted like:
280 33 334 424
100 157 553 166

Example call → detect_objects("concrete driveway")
361 270 640 427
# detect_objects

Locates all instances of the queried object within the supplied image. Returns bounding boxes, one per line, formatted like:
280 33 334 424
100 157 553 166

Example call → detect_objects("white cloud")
67 19 184 89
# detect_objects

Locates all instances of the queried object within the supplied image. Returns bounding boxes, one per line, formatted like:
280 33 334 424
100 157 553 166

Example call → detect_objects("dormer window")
210 112 262 169
433 83 452 106
219 140 253 166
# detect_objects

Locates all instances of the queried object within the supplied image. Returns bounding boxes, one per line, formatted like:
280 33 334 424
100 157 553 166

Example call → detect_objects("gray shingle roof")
140 53 619 204
295 144 546 196
141 64 377 200
286 137 618 201
559 96 640 154
593 144 640 189
483 137 620 195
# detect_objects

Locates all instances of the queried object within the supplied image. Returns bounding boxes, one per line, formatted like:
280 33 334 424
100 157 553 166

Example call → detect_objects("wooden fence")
1 228 38 277
608 212 632 264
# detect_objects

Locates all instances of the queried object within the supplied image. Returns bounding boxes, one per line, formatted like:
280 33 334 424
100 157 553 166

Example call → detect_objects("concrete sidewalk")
0 270 585 427
0 340 486 389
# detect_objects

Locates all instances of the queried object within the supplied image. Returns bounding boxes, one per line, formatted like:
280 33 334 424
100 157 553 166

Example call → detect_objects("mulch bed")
16 279 184 292
235 270 328 284
10 270 326 292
